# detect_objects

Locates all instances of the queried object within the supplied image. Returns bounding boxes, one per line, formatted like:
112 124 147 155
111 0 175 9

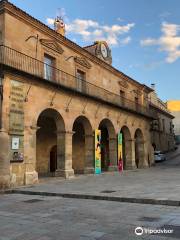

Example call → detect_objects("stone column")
55 131 74 178
108 137 118 171
137 140 148 168
125 138 136 170
24 125 38 185
142 141 151 168
0 128 10 189
84 134 94 174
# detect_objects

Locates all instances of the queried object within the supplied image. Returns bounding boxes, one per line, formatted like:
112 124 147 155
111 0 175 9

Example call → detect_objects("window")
120 90 125 106
44 54 55 81
162 119 165 132
135 97 139 110
76 69 86 92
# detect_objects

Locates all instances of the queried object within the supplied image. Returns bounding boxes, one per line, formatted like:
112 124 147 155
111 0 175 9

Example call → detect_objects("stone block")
55 169 74 179
10 173 16 187
24 171 38 185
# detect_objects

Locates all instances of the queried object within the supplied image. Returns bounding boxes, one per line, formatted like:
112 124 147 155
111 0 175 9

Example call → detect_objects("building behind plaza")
0 0 175 188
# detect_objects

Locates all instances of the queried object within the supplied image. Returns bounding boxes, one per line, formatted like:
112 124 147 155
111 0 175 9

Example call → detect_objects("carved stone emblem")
40 39 64 54
74 56 92 69
118 79 128 88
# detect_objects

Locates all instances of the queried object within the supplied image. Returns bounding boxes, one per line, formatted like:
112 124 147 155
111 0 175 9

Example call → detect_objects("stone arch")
72 115 94 174
120 126 132 170
98 118 117 171
36 108 65 176
134 128 145 168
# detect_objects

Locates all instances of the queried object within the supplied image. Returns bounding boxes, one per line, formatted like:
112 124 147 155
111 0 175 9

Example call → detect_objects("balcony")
0 45 153 118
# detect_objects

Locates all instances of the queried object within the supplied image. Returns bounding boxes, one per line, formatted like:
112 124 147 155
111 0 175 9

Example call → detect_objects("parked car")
154 151 166 162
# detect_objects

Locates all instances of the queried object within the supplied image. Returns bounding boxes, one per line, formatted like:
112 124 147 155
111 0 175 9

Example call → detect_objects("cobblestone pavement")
0 193 180 240
12 147 180 204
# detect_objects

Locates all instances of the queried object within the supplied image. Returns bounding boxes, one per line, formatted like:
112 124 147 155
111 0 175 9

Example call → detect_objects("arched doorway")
120 126 132 170
99 119 117 171
50 145 57 174
36 108 65 176
134 129 144 168
72 116 93 174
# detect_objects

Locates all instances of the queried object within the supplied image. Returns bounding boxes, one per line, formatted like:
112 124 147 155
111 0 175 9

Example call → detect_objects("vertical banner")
95 129 101 174
118 132 123 172
9 80 24 162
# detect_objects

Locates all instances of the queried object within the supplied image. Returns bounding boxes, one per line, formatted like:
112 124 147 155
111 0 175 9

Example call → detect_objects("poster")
118 132 123 172
9 80 24 162
12 137 20 150
95 129 101 174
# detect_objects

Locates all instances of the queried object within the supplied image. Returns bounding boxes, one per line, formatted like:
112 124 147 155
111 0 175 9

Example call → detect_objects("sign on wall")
118 132 123 172
9 80 24 162
95 129 101 174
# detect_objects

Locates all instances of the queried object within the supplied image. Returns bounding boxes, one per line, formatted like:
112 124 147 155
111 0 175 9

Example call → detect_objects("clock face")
101 43 108 58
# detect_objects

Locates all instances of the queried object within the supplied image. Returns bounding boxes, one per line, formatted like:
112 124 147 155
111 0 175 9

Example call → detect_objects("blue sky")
10 0 180 101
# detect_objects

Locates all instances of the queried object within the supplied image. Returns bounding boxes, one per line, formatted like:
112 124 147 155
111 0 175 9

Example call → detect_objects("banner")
9 80 24 162
95 129 101 174
118 132 123 172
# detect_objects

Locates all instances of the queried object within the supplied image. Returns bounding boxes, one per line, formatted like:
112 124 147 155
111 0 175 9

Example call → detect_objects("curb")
5 189 180 207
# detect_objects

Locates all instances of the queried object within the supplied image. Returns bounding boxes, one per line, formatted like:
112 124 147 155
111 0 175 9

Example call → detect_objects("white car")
154 151 166 162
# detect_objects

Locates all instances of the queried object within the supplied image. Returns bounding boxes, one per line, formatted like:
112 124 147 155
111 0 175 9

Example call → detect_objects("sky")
9 0 180 101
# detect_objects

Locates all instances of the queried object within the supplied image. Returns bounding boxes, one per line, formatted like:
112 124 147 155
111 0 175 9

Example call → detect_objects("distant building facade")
149 86 175 152
167 100 180 144
0 1 156 188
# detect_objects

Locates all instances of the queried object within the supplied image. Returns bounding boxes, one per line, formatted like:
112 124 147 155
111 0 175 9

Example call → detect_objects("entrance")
100 127 109 171
50 145 57 173
134 128 144 168
36 108 65 177
98 119 117 171
72 116 93 174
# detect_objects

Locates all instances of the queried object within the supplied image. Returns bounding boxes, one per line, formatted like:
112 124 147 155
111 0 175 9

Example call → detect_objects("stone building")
0 0 155 188
167 100 180 144
149 86 175 152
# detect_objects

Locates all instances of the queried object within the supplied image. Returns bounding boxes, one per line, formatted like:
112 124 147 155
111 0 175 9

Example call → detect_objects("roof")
150 103 174 119
1 0 151 91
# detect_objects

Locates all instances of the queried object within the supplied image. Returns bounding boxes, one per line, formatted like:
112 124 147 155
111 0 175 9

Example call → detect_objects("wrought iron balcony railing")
0 45 153 117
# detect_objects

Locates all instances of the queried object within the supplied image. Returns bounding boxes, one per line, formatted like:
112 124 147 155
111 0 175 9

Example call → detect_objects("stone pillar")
137 140 148 168
84 134 94 174
0 128 10 189
55 131 74 178
24 125 38 185
108 137 118 171
125 139 136 170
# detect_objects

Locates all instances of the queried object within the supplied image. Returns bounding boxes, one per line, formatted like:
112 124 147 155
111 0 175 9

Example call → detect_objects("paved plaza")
0 193 180 240
10 147 180 206
1 147 180 239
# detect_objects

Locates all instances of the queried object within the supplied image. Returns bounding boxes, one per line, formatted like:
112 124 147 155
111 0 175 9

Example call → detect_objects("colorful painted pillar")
95 129 101 174
118 132 123 172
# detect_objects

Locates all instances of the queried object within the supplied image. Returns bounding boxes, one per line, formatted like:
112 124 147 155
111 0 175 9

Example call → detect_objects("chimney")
54 17 65 36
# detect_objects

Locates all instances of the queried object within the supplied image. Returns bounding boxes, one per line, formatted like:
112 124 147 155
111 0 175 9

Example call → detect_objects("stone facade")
149 89 175 152
0 0 154 188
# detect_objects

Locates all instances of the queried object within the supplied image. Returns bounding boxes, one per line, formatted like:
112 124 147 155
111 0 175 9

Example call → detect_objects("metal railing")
0 45 153 117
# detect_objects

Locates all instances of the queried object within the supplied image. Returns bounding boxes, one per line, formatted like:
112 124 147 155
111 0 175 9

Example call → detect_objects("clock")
100 43 108 58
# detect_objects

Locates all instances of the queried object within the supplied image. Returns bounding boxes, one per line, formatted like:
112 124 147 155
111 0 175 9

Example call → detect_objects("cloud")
159 11 171 20
120 36 131 45
46 18 54 25
141 22 180 63
46 17 134 46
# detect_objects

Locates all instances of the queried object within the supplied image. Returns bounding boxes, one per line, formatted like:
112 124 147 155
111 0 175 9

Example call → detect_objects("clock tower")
84 41 112 65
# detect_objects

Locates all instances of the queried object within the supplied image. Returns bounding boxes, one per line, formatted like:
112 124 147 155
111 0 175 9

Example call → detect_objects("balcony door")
44 54 55 81
76 69 86 92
